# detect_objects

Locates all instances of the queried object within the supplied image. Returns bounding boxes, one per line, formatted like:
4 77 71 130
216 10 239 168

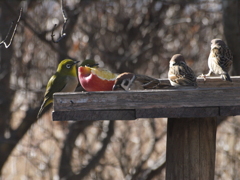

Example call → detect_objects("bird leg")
199 70 212 81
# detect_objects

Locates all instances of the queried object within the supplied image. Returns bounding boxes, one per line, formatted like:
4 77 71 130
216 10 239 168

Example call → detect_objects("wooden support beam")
166 117 216 180
136 107 219 118
53 110 135 121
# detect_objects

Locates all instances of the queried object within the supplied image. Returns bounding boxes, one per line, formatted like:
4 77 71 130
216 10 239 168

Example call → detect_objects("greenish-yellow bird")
80 59 98 67
37 59 79 118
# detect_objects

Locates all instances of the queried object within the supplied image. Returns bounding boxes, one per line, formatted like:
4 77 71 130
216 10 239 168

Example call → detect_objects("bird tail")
221 73 232 82
37 99 53 118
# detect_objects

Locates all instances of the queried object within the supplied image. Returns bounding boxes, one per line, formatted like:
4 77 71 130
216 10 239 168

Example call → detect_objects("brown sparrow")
205 39 233 82
168 54 197 87
112 72 171 91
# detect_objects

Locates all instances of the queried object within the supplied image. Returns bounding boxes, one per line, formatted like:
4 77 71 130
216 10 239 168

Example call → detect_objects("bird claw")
198 74 207 81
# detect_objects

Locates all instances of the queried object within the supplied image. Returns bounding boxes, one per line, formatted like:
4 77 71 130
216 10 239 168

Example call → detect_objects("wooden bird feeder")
53 76 240 180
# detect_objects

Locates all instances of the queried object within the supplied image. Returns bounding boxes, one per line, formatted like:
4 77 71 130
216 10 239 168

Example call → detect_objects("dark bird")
112 72 171 91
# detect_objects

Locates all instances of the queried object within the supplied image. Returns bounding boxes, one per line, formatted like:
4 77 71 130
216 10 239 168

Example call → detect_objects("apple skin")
78 66 116 91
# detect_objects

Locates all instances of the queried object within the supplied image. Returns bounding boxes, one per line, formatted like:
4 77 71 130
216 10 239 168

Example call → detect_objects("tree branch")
51 0 68 43
59 121 93 179
3 1 73 59
130 119 156 180
141 153 166 180
0 7 22 48
68 121 115 180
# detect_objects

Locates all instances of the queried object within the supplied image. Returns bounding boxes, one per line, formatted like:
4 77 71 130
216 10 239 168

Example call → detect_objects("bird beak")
74 61 80 64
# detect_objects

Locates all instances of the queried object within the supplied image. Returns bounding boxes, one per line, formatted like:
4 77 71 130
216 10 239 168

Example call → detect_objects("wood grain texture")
54 87 240 111
136 107 219 118
196 76 240 87
52 110 136 121
199 117 216 180
160 76 240 88
53 76 240 121
166 118 216 180
220 106 240 116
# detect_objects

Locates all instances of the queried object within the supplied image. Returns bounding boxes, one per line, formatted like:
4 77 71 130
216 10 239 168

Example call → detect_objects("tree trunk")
222 0 240 75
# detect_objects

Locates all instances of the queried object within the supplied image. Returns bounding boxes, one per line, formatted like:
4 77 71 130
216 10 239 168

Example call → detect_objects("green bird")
80 59 98 67
37 59 79 118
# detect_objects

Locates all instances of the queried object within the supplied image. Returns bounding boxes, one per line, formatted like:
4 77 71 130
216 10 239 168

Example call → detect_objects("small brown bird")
168 54 197 87
205 39 233 82
112 72 171 91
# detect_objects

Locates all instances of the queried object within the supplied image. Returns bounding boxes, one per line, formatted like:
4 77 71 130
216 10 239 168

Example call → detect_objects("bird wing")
135 74 160 89
37 73 71 118
212 47 233 72
43 72 67 107
135 74 172 89
169 65 197 86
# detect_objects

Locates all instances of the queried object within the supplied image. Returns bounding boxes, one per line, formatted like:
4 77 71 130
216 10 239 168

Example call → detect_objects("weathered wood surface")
53 107 221 121
161 76 240 87
166 118 216 180
157 76 240 87
53 110 135 121
53 76 240 121
52 77 232 180
54 87 240 110
180 76 240 87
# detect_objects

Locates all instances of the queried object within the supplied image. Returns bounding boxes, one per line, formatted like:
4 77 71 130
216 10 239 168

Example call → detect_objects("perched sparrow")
205 39 233 82
112 72 171 91
168 54 197 87
78 61 118 91
38 59 79 118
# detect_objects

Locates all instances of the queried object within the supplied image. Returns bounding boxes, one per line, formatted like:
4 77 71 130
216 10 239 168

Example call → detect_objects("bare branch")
69 121 115 180
0 7 22 48
140 153 166 180
130 119 157 180
51 0 68 43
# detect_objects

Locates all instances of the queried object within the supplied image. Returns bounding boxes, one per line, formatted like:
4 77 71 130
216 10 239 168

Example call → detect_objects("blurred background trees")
0 0 240 179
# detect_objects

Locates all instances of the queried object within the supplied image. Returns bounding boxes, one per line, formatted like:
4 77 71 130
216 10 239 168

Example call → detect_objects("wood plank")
199 117 216 180
54 87 240 111
220 106 240 116
166 118 216 180
196 77 240 87
136 107 219 118
53 107 218 121
161 76 240 88
52 110 135 121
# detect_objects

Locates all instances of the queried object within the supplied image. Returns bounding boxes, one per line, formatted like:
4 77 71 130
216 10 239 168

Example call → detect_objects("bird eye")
66 64 71 69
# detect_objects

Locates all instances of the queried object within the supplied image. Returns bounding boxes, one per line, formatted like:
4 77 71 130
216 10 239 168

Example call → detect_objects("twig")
130 119 157 180
69 121 115 180
140 153 166 180
0 7 22 48
51 0 68 43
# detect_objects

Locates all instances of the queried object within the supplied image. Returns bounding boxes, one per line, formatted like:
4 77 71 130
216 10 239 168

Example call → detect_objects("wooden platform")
52 76 240 180
53 76 240 121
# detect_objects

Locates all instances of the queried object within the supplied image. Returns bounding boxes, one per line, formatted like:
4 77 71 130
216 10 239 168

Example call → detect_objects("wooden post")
166 117 216 180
